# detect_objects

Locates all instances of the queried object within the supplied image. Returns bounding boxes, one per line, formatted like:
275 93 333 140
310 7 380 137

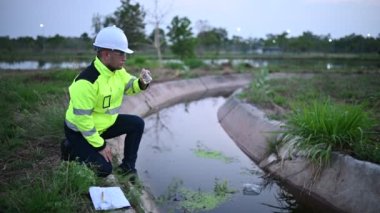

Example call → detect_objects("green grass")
0 70 77 159
0 70 89 212
0 161 98 212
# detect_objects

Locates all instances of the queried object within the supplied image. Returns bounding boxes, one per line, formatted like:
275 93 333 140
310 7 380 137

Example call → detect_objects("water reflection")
258 174 331 213
145 112 173 152
137 97 327 212
259 175 300 212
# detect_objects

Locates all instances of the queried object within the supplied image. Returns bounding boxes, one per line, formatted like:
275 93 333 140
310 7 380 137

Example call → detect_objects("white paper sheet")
89 186 131 210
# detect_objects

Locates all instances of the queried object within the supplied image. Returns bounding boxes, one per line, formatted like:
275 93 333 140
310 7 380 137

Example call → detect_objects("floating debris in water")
243 183 261 196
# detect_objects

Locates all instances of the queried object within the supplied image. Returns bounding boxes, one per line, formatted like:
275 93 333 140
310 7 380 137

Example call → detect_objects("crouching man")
62 26 152 179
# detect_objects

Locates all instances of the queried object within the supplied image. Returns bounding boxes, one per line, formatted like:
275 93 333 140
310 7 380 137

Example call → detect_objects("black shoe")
60 139 71 161
117 164 138 184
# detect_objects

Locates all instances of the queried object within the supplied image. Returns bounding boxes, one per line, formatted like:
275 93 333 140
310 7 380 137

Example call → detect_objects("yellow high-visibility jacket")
65 57 144 150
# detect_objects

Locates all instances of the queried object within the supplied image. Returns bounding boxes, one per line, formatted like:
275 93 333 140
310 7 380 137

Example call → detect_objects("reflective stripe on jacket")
65 57 142 150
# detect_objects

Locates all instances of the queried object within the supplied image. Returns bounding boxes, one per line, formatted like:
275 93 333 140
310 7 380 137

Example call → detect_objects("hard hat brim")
125 48 134 54
93 45 134 54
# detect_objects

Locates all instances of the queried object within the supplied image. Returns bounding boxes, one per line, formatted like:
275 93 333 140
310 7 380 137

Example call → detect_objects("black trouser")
64 114 145 177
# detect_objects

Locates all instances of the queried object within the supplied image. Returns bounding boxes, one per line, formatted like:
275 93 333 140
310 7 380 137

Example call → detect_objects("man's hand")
139 68 152 85
99 145 112 162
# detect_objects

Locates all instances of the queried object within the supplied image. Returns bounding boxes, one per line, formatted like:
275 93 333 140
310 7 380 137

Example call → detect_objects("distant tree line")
0 34 92 54
1 0 379 60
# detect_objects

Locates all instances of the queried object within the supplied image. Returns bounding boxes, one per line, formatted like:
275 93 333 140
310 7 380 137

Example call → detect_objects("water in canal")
136 97 327 213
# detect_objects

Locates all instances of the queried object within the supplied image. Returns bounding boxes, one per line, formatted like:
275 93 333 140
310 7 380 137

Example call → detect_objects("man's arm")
123 68 152 95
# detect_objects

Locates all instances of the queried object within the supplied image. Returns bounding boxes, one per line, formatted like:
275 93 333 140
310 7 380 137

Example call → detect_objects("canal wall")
217 95 380 213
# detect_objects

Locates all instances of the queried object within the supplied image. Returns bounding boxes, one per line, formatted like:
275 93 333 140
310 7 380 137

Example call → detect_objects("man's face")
106 49 126 70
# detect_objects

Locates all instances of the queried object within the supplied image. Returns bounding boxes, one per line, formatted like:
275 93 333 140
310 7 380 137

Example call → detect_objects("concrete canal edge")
218 95 380 213
108 73 253 212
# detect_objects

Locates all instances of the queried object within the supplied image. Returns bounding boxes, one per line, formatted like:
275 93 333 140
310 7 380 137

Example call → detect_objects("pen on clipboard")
101 190 105 203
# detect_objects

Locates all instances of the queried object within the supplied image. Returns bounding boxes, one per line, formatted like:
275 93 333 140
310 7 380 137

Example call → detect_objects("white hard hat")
93 25 134 54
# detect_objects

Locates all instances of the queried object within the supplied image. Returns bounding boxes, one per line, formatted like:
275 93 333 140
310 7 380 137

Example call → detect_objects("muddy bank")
217 95 380 213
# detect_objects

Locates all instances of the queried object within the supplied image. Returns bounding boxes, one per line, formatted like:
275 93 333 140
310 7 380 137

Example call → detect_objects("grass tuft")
282 99 376 166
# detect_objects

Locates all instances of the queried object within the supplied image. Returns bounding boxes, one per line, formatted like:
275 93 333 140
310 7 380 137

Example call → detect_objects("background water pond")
137 97 331 212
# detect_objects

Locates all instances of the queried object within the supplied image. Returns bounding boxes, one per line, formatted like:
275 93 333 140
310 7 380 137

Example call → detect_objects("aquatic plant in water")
192 142 235 163
158 178 236 212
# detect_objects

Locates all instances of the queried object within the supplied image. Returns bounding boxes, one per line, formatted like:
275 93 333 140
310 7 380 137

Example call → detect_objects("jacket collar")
94 57 118 77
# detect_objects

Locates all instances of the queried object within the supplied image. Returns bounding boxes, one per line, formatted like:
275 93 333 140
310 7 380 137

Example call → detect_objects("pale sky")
0 0 379 39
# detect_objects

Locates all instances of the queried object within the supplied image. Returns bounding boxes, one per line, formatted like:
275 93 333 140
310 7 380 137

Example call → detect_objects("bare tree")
146 0 172 66
195 20 211 35
91 13 102 38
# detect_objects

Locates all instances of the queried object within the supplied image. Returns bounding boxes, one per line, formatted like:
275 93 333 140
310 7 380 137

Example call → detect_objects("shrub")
126 56 151 69
164 61 186 70
184 58 204 69
247 68 273 104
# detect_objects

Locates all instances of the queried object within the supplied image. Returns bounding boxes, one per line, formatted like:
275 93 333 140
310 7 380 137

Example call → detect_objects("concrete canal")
136 97 335 212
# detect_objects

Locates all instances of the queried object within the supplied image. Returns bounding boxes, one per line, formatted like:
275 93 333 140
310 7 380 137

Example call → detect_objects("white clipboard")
89 186 131 210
